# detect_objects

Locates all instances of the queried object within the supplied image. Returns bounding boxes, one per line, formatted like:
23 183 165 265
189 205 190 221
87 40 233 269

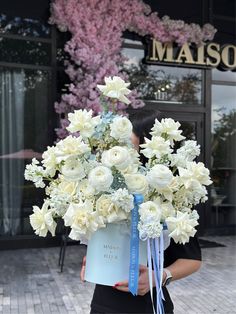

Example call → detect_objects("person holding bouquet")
81 109 202 314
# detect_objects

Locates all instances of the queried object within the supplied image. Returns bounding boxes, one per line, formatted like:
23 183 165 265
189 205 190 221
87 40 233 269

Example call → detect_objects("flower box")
85 222 147 286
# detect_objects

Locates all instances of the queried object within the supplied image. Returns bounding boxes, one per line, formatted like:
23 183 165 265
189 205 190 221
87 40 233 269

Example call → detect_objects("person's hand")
80 256 86 282
114 265 151 296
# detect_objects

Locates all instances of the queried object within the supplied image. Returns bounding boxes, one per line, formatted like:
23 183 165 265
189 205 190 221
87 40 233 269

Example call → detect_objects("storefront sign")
146 39 236 70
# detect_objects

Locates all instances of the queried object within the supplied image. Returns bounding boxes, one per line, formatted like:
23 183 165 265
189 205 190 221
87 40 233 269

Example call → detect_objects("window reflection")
122 47 202 105
0 13 50 38
211 85 236 226
0 67 53 236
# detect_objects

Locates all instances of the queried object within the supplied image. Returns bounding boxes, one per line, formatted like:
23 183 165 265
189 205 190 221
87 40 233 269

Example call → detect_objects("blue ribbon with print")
128 194 144 296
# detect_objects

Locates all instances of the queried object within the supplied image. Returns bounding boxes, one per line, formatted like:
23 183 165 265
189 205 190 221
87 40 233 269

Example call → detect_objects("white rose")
97 76 131 104
140 136 172 159
88 166 113 193
124 174 148 195
101 146 131 171
61 157 86 182
166 211 198 244
110 116 133 141
66 109 100 137
30 202 56 237
151 118 185 145
96 194 127 223
147 164 173 190
63 200 105 240
55 135 90 162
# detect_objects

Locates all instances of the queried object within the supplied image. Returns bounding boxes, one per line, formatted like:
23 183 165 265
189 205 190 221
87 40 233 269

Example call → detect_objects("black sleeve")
164 236 202 267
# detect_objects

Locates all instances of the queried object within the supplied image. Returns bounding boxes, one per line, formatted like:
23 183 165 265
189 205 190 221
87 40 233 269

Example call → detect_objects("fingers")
113 280 129 292
80 256 86 282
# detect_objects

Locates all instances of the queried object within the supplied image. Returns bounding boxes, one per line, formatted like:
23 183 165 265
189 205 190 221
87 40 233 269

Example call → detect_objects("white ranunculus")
88 165 113 193
42 146 57 177
63 200 105 240
140 136 172 159
61 157 86 182
66 109 100 137
55 135 90 163
178 161 212 187
30 202 56 237
57 178 78 197
97 76 131 104
124 174 148 195
110 116 133 141
166 211 199 244
101 146 131 171
147 164 173 190
96 194 127 223
151 118 185 145
138 201 162 221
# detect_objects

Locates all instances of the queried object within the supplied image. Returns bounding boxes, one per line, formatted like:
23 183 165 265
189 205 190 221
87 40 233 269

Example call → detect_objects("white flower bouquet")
25 76 212 305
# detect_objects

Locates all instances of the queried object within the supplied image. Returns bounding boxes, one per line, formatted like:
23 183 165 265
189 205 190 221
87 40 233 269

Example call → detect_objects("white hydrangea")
166 211 199 244
171 140 200 168
30 201 56 237
140 136 172 159
67 109 100 137
151 118 185 145
24 158 45 188
138 216 163 240
111 188 134 212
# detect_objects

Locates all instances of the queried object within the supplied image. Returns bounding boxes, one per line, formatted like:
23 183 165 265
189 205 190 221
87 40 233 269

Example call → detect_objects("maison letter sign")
146 39 236 70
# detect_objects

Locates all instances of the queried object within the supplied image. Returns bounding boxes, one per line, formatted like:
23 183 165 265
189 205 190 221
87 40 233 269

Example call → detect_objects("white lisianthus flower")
111 188 134 212
55 135 90 162
66 109 100 137
101 146 131 171
124 174 148 195
110 116 133 141
140 136 172 159
178 161 212 187
166 211 199 244
147 164 173 190
151 118 185 145
42 146 57 177
88 165 113 193
63 200 105 241
97 76 131 104
30 202 56 237
61 157 86 182
96 194 128 223
24 158 45 188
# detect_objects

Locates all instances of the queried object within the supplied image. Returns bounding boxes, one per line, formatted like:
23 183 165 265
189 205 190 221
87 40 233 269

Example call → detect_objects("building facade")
0 0 235 249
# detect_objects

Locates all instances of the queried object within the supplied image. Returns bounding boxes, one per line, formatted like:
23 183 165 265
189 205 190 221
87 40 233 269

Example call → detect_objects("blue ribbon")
129 194 143 296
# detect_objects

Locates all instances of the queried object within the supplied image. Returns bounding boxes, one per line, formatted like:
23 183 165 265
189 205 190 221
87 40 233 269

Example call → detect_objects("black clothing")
91 237 201 314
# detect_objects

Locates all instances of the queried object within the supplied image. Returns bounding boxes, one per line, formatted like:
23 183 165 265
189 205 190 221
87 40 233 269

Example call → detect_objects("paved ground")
0 236 235 314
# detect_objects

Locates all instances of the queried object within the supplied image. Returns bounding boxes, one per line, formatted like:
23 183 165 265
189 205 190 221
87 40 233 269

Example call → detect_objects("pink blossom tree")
49 0 216 138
